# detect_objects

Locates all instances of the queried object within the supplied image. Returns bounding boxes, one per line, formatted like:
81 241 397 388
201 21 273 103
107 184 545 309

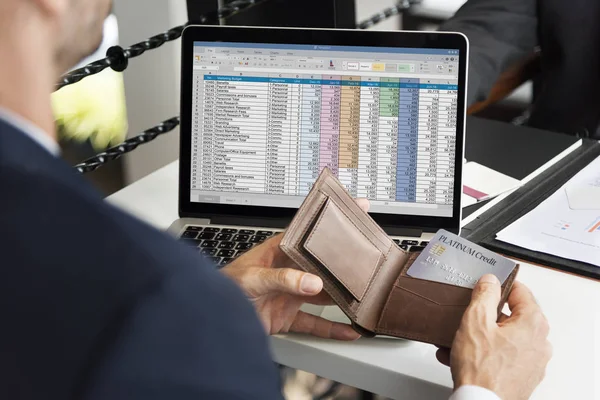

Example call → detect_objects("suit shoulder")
0 164 266 398
85 264 284 400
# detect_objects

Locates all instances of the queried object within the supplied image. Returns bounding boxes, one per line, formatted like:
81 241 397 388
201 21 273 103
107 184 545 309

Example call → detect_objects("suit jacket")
0 119 283 400
441 0 600 138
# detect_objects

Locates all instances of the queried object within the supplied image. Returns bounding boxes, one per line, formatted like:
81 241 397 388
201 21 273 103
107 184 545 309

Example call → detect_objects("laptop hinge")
209 215 291 229
381 226 424 237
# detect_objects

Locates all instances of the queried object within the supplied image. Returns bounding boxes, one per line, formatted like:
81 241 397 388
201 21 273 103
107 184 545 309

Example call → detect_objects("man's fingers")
355 198 370 212
498 312 510 323
465 274 502 326
290 311 360 341
435 347 451 367
506 281 539 316
255 268 323 296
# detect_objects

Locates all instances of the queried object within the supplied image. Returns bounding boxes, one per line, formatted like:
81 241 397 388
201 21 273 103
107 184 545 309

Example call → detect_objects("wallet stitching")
305 200 383 301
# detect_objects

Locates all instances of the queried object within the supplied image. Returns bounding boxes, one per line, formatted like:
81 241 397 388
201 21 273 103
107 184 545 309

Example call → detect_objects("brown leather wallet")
280 168 519 348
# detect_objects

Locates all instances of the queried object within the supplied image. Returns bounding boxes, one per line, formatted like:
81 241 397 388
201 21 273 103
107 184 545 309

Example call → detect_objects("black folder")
461 118 600 279
462 117 583 220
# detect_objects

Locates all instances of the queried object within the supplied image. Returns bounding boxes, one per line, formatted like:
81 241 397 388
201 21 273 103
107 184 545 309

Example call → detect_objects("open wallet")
280 168 519 348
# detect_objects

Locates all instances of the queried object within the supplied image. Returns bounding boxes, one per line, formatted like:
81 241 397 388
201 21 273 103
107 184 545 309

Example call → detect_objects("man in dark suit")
441 0 600 138
0 1 550 399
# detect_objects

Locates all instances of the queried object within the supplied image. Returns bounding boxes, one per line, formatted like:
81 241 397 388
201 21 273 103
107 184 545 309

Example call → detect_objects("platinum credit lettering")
407 229 517 288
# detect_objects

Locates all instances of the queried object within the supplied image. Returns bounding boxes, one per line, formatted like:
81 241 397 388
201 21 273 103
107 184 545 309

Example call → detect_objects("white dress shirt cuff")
449 385 501 400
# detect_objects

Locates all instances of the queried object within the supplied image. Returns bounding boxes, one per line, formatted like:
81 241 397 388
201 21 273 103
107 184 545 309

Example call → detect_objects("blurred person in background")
441 0 600 139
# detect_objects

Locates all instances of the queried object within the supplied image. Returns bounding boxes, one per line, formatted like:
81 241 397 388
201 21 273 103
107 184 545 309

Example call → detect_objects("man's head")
1 0 112 75
52 0 112 72
0 0 111 136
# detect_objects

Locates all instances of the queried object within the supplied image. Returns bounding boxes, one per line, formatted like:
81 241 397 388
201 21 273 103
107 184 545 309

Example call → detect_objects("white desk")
107 161 600 400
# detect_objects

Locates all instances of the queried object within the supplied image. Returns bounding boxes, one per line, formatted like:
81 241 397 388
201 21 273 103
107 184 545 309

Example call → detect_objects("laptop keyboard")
178 225 278 268
393 239 430 253
178 225 429 268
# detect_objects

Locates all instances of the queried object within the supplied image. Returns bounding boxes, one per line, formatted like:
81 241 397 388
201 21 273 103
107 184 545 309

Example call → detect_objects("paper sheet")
496 155 600 267
461 193 477 208
463 162 521 200
461 162 521 208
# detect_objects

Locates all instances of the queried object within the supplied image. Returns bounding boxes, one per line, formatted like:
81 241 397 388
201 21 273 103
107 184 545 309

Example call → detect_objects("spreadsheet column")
299 75 322 195
320 75 341 176
199 74 216 191
266 76 293 195
437 84 458 204
288 76 302 196
397 78 419 202
191 73 203 190
357 76 380 198
366 77 397 200
376 77 397 202
417 81 440 204
212 76 268 193
339 76 361 196
357 75 377 199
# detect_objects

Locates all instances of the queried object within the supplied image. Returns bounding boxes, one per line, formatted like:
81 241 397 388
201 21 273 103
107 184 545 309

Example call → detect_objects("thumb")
466 274 502 326
255 268 324 297
355 198 370 213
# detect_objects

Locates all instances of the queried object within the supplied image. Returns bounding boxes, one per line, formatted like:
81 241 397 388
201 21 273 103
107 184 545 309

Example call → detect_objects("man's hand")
438 275 552 400
220 199 370 341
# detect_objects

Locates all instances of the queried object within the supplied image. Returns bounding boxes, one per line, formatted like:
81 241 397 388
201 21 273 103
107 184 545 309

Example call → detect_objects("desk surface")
107 161 600 400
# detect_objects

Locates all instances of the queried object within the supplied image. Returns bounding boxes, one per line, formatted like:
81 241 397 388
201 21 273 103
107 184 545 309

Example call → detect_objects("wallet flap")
304 199 383 301
280 168 396 331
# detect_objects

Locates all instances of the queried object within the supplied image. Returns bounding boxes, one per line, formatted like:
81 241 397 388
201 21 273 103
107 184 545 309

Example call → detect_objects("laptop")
169 26 468 268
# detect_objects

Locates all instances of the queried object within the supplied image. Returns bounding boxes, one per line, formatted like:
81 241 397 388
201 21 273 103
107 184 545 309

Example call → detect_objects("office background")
62 0 533 197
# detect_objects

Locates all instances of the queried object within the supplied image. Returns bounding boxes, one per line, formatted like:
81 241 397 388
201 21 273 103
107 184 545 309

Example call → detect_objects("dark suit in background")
0 119 283 400
440 0 600 138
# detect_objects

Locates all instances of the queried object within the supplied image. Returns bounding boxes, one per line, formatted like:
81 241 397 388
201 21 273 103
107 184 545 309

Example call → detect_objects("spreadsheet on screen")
190 42 461 217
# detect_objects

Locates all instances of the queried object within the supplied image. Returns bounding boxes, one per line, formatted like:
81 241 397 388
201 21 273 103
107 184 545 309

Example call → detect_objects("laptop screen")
190 41 460 218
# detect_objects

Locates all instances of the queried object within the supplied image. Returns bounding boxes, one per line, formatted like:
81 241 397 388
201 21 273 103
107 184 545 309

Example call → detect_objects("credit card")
406 230 517 288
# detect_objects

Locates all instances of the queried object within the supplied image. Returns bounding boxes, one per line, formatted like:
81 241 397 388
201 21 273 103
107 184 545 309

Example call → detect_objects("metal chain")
357 0 420 29
57 0 268 91
73 117 180 174
73 0 420 173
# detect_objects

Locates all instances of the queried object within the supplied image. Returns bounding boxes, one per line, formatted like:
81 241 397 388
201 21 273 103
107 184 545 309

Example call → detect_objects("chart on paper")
497 155 600 267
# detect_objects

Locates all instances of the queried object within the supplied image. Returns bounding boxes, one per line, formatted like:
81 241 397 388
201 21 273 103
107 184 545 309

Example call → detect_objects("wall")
114 0 188 184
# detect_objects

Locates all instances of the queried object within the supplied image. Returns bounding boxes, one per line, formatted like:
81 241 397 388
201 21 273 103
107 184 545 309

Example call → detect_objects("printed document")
496 155 600 267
